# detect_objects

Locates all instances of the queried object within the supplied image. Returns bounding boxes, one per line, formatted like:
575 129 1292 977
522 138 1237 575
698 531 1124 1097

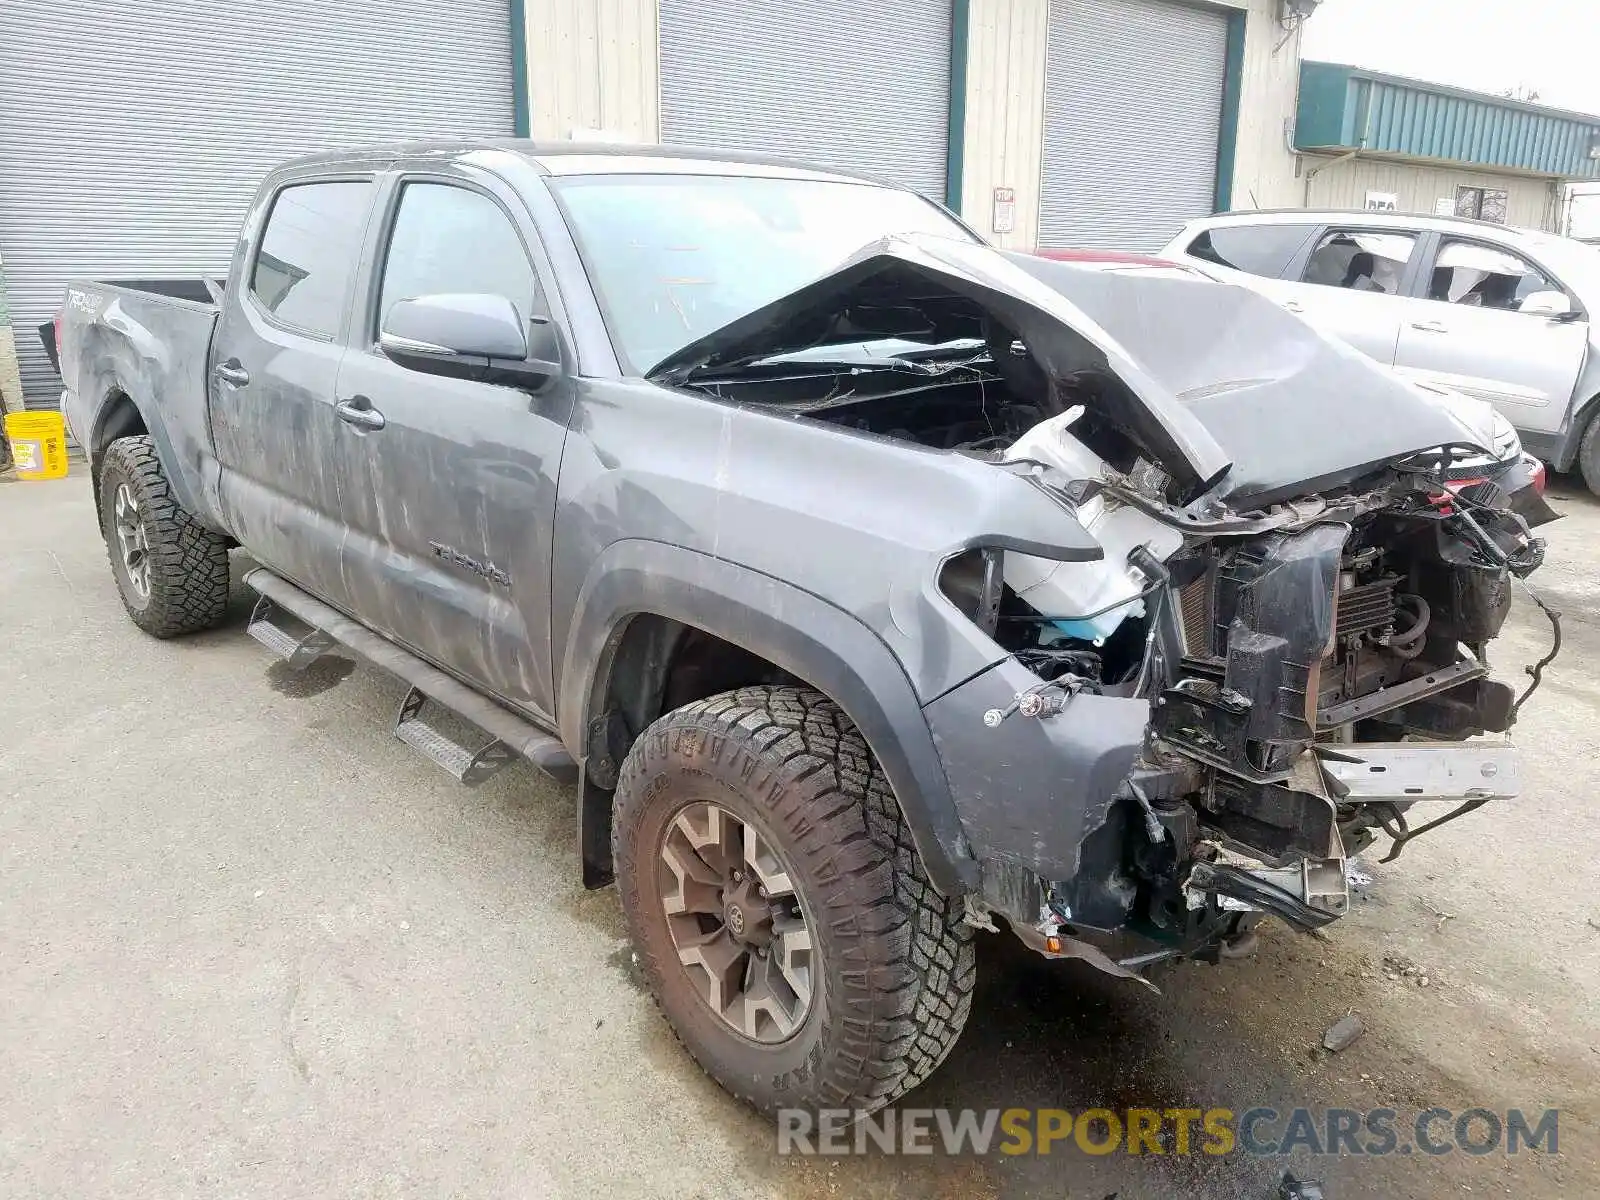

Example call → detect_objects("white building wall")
523 0 660 142
1229 0 1304 209
1303 157 1559 230
0 252 20 414
960 0 1050 250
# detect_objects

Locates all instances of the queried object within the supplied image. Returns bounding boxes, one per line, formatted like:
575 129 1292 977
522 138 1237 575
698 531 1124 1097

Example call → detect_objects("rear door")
211 174 378 609
1391 235 1589 437
1260 225 1427 366
332 168 572 718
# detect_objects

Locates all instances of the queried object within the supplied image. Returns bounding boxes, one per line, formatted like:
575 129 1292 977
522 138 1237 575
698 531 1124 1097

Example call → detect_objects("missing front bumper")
1317 741 1520 805
1187 741 1520 927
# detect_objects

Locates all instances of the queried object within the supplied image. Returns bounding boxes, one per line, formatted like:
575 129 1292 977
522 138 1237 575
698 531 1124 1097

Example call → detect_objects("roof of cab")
273 139 889 186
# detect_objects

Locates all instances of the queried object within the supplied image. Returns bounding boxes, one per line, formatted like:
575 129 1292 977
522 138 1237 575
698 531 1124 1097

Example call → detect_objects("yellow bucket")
5 409 70 480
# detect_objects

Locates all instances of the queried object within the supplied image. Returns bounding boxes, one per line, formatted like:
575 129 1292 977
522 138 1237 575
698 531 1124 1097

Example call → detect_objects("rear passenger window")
1186 224 1315 278
377 183 540 334
250 181 373 337
1301 229 1416 296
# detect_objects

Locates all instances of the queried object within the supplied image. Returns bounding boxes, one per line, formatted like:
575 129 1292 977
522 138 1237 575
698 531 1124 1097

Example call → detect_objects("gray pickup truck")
59 141 1555 1116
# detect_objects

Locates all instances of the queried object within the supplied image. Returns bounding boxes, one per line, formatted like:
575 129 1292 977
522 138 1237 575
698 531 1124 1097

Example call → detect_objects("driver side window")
377 182 541 336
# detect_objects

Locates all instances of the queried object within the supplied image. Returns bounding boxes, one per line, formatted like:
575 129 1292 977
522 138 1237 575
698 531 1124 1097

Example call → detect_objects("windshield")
551 174 978 372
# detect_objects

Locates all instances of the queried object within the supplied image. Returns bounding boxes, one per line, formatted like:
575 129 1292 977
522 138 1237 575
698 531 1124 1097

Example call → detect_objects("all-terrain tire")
1579 408 1600 497
613 685 976 1114
97 435 230 637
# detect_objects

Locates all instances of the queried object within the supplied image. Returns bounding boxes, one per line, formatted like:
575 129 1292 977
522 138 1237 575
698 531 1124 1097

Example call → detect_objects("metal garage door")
1039 0 1227 251
0 0 513 409
659 0 951 200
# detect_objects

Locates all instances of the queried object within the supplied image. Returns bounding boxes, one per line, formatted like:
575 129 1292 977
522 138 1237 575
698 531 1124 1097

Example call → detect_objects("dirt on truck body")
55 141 1559 1117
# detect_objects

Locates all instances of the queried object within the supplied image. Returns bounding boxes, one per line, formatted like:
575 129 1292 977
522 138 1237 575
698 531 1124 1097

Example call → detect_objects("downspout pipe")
1302 144 1364 206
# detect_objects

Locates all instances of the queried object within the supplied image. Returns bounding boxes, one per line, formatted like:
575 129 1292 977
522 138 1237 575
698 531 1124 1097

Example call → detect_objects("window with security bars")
1456 186 1509 223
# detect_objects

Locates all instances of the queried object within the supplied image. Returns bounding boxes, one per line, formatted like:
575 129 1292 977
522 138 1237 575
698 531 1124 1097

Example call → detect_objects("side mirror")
1519 289 1579 320
379 293 562 388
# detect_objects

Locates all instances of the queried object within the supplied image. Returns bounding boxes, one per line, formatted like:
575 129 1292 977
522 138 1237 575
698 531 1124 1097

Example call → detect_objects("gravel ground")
1 469 1595 1199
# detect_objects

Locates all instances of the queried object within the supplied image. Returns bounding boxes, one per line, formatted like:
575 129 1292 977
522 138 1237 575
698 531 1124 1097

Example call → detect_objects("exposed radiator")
1178 575 1214 657
1336 574 1400 640
1178 571 1400 657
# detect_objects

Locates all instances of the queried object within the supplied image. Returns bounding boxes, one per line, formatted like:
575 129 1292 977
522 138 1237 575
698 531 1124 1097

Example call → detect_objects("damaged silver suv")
58 145 1559 1117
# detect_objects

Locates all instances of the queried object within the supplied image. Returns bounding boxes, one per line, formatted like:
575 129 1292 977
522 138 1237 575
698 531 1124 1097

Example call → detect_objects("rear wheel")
613 685 975 1114
97 435 230 637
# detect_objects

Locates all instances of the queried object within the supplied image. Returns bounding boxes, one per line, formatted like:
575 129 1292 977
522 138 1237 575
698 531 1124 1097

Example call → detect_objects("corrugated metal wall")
524 0 660 141
1038 0 1229 250
1303 156 1558 230
1297 61 1600 180
960 0 1050 250
657 0 951 198
0 0 514 408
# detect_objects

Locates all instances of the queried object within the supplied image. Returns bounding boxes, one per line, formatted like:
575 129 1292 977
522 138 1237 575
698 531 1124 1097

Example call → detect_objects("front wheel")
97 435 231 637
613 685 975 1114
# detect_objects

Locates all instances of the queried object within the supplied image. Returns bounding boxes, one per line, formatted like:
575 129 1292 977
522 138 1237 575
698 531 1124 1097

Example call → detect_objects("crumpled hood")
1409 380 1501 449
649 234 1488 507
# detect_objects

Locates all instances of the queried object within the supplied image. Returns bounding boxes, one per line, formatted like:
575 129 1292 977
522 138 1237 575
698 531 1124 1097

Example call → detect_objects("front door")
332 174 571 718
1391 236 1589 437
1258 226 1424 366
211 176 377 611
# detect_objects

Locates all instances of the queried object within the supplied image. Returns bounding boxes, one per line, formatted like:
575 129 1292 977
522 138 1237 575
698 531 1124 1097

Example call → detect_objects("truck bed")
59 278 225 530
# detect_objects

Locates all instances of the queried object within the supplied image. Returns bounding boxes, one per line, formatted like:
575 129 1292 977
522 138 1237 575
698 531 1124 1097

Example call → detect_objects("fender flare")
558 539 981 896
86 373 208 521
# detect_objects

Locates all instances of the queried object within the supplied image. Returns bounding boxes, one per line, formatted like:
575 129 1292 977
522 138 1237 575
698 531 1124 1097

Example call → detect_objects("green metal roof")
1296 61 1600 180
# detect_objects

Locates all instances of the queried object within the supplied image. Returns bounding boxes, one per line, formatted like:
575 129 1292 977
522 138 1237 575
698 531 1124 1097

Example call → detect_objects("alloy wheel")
657 800 814 1044
112 483 152 601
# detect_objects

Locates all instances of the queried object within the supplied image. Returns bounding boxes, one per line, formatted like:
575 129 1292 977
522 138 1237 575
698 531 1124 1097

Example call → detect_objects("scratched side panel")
331 352 573 717
210 301 358 613
62 284 224 527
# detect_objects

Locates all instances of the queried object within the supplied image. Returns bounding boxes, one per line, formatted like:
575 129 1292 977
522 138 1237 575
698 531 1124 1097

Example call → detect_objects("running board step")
246 595 336 669
394 686 518 786
243 567 577 786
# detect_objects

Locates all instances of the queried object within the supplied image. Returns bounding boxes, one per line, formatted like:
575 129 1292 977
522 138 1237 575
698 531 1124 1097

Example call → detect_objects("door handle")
1410 320 1448 334
214 360 250 387
1283 300 1305 313
335 396 386 431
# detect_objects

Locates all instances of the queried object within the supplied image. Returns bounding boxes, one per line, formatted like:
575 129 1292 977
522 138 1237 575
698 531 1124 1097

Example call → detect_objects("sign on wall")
992 186 1016 235
1364 192 1399 212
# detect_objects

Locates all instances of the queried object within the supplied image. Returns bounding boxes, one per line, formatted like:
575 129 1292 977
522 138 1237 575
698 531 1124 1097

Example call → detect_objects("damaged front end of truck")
650 235 1559 978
